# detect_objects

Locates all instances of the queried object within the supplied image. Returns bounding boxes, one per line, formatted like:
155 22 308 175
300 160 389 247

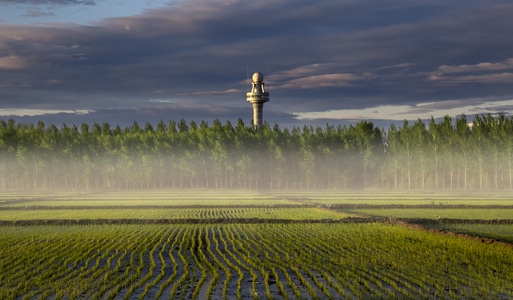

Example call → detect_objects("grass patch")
430 224 513 244
354 208 513 220
273 192 513 205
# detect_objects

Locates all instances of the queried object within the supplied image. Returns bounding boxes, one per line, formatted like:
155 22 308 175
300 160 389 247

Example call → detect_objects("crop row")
3 192 513 207
1 223 513 299
0 207 349 221
0 192 296 207
1 199 296 207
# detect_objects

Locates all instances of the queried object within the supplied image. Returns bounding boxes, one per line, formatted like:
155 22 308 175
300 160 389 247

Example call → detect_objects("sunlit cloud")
429 72 513 83
267 64 376 90
45 79 63 85
0 55 28 69
148 98 181 103
190 89 241 96
279 73 375 89
272 63 342 78
295 99 513 121
428 58 513 84
378 63 414 70
437 58 513 74
0 109 94 117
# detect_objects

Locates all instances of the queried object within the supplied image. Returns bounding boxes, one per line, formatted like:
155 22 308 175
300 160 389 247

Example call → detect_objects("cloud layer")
1 0 513 127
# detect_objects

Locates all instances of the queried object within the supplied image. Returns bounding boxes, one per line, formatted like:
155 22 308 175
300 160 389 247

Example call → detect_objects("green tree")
455 115 471 190
439 116 456 190
399 120 414 190
384 124 401 190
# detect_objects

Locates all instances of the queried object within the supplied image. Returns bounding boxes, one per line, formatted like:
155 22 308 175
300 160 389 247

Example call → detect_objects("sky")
1 0 513 129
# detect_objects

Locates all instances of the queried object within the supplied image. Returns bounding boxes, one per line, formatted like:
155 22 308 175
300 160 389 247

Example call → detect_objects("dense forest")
1 114 513 191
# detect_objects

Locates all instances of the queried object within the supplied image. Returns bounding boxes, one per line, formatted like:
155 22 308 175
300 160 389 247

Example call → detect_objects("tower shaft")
252 102 264 127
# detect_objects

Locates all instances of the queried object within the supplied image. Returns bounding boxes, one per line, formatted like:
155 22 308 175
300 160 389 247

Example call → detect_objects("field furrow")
135 227 176 299
154 226 183 299
221 225 259 299
182 226 203 300
167 226 191 299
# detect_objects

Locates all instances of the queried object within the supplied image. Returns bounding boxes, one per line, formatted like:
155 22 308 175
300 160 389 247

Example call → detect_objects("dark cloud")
0 0 95 4
1 0 513 127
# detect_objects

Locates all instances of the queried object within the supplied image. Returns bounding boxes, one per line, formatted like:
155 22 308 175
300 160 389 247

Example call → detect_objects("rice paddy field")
351 208 513 220
273 191 513 205
0 207 351 221
1 191 513 299
0 192 296 207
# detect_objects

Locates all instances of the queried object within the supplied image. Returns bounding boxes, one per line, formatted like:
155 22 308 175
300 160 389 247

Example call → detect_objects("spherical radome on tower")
252 72 264 83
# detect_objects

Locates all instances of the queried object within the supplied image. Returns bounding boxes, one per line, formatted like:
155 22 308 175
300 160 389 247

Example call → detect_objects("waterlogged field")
2 223 513 299
1 191 513 299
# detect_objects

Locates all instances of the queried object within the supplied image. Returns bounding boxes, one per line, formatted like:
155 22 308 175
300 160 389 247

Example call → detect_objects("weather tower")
246 72 270 128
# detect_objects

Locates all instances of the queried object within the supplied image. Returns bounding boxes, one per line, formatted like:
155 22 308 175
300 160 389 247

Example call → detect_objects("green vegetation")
354 208 513 220
2 192 513 298
3 113 513 191
0 191 513 299
0 207 351 221
1 223 512 299
276 192 513 205
432 224 513 243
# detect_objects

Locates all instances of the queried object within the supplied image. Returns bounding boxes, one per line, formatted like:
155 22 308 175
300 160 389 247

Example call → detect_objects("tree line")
1 114 513 191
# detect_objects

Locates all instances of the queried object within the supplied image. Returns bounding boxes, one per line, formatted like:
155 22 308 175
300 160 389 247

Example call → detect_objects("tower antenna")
266 62 270 92
246 65 250 89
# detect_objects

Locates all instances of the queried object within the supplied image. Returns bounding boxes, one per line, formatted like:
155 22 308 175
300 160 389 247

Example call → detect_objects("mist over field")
3 114 513 299
2 113 513 192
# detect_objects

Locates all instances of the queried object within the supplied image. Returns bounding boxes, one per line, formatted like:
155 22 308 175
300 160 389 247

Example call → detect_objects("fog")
1 115 513 192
